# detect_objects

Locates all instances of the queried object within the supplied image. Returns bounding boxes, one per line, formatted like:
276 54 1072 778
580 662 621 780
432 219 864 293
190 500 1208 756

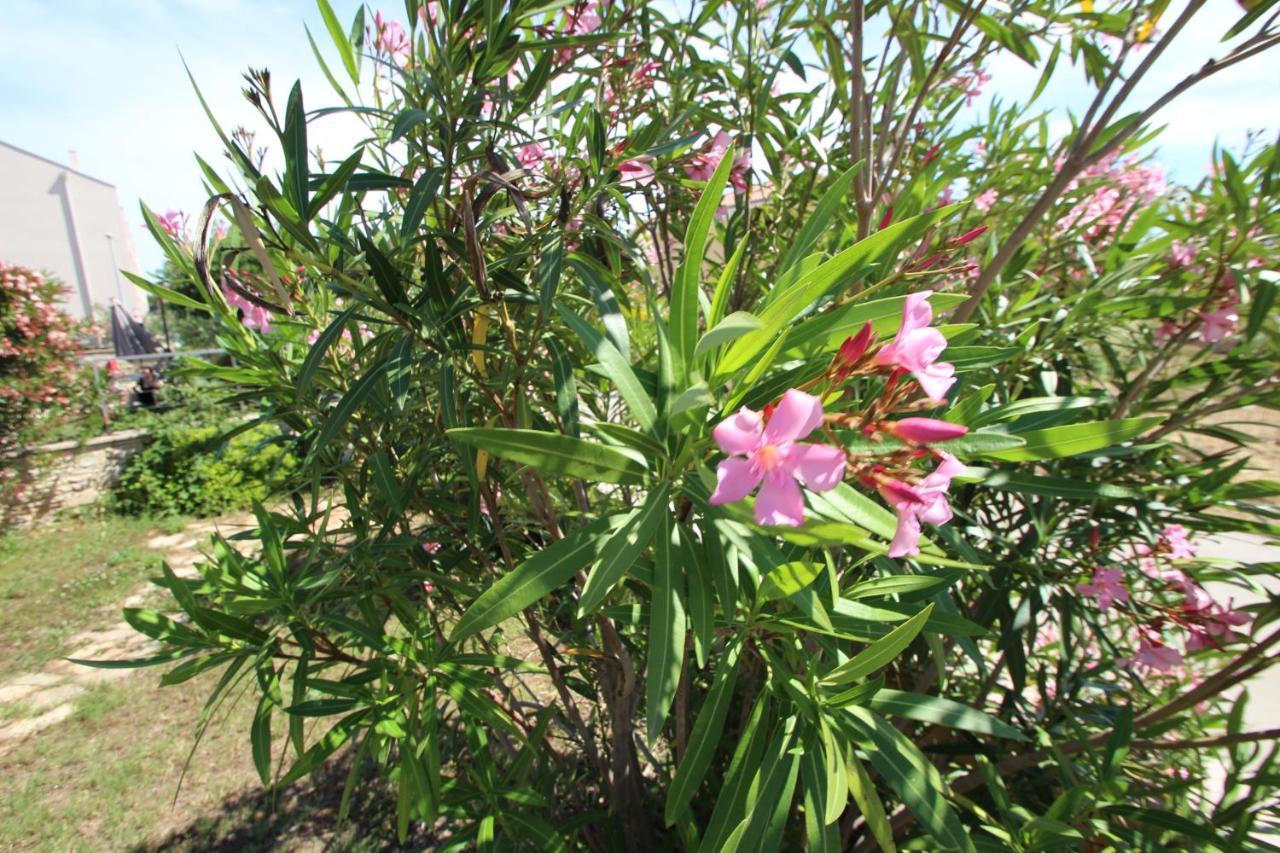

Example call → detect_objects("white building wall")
0 141 147 323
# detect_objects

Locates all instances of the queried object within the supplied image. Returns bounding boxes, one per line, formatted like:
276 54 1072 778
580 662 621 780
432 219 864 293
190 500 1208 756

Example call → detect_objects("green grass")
0 512 189 680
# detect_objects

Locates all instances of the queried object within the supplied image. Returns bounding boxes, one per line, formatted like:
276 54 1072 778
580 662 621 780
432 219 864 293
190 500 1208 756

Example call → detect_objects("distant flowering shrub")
116 0 1280 849
0 263 94 482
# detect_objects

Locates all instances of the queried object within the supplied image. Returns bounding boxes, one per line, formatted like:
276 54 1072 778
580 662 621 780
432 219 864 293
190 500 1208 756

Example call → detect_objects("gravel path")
0 512 256 753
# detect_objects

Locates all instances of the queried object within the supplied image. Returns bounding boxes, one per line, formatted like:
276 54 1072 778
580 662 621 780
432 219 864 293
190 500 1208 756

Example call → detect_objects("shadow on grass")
133 752 437 852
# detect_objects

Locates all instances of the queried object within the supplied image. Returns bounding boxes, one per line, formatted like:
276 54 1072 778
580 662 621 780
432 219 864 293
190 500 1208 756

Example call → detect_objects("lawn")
0 512 412 850
0 512 189 681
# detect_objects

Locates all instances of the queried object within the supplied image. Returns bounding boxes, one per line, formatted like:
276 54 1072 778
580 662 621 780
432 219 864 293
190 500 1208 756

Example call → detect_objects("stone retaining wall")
1 430 148 528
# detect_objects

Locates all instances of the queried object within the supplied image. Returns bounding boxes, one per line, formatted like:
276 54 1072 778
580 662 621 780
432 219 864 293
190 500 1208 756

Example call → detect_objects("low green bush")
110 414 298 518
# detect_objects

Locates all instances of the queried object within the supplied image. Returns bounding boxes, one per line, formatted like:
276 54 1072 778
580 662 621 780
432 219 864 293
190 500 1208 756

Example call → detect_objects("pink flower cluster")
685 131 751 193
1081 525 1252 676
373 11 411 65
1055 151 1165 242
709 291 968 557
221 272 274 333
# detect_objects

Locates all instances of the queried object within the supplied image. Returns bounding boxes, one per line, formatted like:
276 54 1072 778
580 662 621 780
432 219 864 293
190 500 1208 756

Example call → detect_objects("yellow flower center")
755 443 784 472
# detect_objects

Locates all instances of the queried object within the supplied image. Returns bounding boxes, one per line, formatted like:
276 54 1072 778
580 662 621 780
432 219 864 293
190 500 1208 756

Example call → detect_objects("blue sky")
1 0 1275 274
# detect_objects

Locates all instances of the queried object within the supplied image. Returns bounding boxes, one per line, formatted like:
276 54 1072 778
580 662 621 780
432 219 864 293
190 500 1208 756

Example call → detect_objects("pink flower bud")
887 417 969 444
833 322 874 377
951 225 987 246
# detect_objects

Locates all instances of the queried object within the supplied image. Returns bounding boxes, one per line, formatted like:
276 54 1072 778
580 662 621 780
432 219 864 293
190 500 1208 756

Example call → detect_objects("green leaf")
297 305 357 394
842 706 974 852
977 469 1141 500
447 428 648 485
121 271 209 313
708 240 748 328
846 752 896 853
668 383 714 418
539 231 564 314
548 338 579 437
316 0 359 83
123 608 217 648
845 575 946 600
699 692 770 853
450 515 618 643
758 560 824 602
867 690 1027 741
307 149 363 218
1246 277 1276 340
819 604 933 686
694 311 764 362
252 695 273 785
579 484 669 614
672 143 737 379
570 255 631 361
719 207 962 376
309 355 395 460
981 417 1161 462
665 637 742 825
556 305 657 431
777 162 860 275
283 81 309 217
647 514 686 745
401 167 443 239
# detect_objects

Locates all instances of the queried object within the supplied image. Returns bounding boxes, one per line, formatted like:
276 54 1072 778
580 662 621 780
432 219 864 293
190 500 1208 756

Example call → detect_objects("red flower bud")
878 206 895 230
951 225 988 246
922 144 940 166
762 401 777 422
885 417 969 444
833 322 874 378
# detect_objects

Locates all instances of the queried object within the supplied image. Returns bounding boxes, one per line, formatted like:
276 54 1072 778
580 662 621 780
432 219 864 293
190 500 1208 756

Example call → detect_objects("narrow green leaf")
843 706 974 852
694 311 763 362
868 689 1027 741
557 305 657 431
646 514 686 745
846 752 896 853
450 515 618 643
981 417 1161 462
447 428 647 484
579 484 669 614
283 81 309 217
672 144 737 379
777 162 860 275
252 695 273 785
665 637 743 825
317 0 359 83
820 604 933 686
401 167 443 239
758 560 824 602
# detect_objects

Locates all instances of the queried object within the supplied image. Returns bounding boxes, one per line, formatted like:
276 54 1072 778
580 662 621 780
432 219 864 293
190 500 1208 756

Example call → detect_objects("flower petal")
708 457 762 506
763 388 825 444
888 507 922 558
786 443 846 492
896 327 949 372
712 407 764 455
754 472 805 527
917 492 952 526
913 361 956 402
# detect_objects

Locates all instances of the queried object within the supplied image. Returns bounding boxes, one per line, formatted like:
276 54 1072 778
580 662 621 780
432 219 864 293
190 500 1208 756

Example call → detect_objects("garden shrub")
111 412 299 517
113 1 1280 850
1 263 96 496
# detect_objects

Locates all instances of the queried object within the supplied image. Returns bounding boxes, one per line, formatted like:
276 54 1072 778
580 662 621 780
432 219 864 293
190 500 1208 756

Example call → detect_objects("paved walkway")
0 513 256 753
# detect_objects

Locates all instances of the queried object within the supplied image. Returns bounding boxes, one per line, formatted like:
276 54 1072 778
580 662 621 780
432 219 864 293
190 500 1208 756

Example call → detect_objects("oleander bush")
111 1 1280 849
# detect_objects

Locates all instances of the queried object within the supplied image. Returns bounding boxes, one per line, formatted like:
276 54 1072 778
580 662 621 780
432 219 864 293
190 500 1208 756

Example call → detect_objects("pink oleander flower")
973 189 998 213
1076 567 1129 610
1120 640 1183 674
517 142 546 169
564 0 602 35
421 541 442 554
1161 524 1197 559
221 277 273 333
1199 293 1239 344
685 130 734 182
886 417 969 445
1169 240 1196 268
618 157 655 187
880 453 965 558
633 60 662 86
374 12 411 64
708 389 847 527
158 210 184 237
873 291 956 402
419 1 440 25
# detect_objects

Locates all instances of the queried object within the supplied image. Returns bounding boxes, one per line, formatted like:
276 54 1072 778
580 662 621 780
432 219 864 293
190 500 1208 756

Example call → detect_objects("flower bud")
951 225 988 246
885 417 969 444
832 322 874 378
